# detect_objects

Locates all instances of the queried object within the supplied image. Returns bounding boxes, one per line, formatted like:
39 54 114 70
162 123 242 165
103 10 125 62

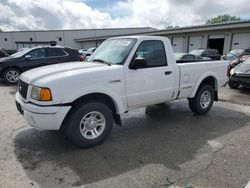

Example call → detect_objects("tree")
206 14 241 24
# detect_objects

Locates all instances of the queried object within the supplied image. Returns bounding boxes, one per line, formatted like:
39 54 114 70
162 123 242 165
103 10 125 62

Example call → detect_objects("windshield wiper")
92 59 111 66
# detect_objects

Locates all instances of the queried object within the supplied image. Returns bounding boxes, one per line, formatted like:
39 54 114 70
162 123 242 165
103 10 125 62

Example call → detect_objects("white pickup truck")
15 36 228 148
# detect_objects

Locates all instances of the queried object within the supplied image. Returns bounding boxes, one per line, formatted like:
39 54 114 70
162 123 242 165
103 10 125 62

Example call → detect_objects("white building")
0 27 156 50
1 21 250 54
75 21 250 54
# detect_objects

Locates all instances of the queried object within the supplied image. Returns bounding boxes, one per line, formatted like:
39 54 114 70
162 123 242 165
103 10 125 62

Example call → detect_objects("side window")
134 40 167 68
0 50 6 58
207 50 215 55
47 48 67 57
27 49 45 59
182 55 195 60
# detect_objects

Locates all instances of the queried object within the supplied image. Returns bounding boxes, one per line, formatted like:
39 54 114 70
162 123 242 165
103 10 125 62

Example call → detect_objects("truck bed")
178 60 228 99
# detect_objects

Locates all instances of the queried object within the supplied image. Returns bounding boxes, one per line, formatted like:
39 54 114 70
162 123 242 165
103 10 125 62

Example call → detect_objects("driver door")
22 48 46 71
125 40 175 108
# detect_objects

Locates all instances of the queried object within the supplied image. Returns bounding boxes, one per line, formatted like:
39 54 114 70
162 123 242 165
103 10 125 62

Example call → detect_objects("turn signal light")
40 88 52 101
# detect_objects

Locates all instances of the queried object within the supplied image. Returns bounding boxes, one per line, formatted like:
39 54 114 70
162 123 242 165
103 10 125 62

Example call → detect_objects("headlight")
230 69 235 76
30 86 52 101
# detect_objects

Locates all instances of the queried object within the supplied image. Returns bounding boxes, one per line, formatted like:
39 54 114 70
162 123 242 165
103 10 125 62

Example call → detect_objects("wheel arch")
190 74 219 101
1 66 22 78
62 92 124 129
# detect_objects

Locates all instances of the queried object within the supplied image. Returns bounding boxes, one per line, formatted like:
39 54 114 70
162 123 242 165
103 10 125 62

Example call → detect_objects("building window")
4 38 7 41
58 37 62 41
30 37 33 41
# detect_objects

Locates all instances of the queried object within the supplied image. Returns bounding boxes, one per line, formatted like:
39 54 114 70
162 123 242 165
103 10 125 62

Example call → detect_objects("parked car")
222 48 250 60
226 55 250 78
175 53 211 63
4 49 17 55
228 56 250 89
15 36 228 148
79 48 87 54
189 49 221 60
0 46 83 84
85 47 96 57
0 49 9 58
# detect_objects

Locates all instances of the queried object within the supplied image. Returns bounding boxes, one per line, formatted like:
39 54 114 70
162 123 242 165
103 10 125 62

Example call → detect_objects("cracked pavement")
0 83 250 188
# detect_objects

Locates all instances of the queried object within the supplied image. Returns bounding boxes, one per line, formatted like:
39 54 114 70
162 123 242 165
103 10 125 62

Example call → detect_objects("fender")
190 71 219 98
61 86 126 115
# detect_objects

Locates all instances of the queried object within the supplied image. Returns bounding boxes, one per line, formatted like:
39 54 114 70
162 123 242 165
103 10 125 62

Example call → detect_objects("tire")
228 79 239 89
188 85 214 115
65 101 113 148
3 68 21 84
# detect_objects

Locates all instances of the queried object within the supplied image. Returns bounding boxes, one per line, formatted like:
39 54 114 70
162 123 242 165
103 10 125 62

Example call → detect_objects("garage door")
172 37 184 52
232 33 250 50
188 36 203 52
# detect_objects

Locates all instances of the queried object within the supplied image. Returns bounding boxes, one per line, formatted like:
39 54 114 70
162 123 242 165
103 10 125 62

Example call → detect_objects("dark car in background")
229 57 250 89
0 46 83 84
189 49 221 60
175 53 211 63
0 49 18 58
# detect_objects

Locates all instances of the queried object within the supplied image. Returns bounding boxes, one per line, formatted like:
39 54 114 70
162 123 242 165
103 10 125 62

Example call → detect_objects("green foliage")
206 14 241 24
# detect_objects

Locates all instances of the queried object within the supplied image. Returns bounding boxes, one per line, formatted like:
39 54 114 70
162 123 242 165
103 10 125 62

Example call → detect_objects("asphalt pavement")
0 83 250 188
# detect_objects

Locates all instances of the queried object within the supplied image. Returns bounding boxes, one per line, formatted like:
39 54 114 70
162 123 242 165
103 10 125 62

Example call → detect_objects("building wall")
0 28 155 50
157 28 250 54
1 26 250 54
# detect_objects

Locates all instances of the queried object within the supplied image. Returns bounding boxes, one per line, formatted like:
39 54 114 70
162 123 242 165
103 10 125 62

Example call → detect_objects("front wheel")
188 85 214 115
65 101 113 148
228 79 239 89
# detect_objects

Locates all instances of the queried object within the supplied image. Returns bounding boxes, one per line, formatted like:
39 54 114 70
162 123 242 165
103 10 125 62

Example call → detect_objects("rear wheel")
3 68 21 84
188 85 214 115
65 101 113 148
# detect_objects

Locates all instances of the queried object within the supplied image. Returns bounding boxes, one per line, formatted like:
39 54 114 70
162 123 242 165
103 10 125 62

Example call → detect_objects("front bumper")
231 74 250 88
15 92 71 130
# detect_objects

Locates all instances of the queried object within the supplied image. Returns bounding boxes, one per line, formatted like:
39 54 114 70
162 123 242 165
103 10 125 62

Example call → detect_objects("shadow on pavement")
239 86 250 95
0 81 18 95
14 101 250 187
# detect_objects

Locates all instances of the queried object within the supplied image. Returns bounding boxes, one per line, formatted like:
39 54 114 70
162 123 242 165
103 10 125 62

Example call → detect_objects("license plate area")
16 101 24 115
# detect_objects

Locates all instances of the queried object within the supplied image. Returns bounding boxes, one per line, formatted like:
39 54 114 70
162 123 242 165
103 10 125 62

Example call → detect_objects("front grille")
18 80 28 99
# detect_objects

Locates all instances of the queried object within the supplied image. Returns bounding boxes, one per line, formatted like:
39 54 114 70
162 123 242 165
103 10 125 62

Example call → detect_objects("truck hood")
20 61 113 84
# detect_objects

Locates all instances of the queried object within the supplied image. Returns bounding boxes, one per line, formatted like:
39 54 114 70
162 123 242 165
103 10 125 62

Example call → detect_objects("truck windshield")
88 38 137 65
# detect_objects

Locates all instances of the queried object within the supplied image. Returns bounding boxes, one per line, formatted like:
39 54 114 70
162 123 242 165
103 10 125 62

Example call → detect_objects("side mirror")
129 57 147 69
25 55 31 60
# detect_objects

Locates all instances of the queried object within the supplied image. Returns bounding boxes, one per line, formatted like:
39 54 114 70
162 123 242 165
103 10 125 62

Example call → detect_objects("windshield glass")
88 38 137 65
10 49 31 58
243 57 250 64
225 53 237 60
229 49 244 56
189 49 204 56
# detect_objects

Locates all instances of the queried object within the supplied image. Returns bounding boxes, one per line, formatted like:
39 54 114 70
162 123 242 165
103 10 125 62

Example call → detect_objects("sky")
0 0 250 31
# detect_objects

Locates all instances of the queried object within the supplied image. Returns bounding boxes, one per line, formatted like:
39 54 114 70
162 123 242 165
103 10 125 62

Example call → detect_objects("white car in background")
79 47 96 57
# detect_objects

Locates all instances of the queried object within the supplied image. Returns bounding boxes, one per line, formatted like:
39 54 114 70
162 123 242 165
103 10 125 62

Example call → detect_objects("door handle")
165 71 173 75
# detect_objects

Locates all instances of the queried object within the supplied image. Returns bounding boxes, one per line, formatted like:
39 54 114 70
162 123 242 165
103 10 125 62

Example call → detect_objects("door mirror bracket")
24 55 31 60
129 57 147 70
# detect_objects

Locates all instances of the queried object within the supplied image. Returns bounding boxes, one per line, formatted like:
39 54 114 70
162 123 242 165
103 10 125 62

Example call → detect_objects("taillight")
227 66 230 77
240 57 245 62
79 54 85 61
